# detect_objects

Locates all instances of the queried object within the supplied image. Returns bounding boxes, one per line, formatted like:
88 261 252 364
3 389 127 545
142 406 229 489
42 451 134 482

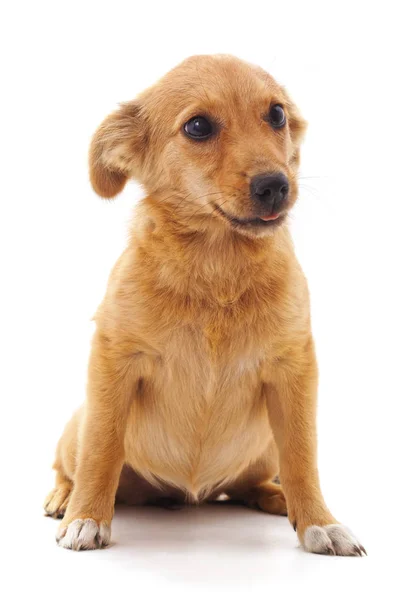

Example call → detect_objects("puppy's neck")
134 196 292 304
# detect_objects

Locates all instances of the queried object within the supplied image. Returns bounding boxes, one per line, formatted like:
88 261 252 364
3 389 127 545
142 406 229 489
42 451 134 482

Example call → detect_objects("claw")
353 544 367 557
326 544 336 556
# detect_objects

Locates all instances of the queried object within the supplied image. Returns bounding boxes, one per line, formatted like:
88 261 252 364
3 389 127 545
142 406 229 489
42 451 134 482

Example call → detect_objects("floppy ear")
287 101 307 147
89 101 148 198
282 90 307 169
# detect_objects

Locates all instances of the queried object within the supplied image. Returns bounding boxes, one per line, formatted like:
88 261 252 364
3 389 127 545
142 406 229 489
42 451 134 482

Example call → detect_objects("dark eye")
268 104 286 129
184 116 213 140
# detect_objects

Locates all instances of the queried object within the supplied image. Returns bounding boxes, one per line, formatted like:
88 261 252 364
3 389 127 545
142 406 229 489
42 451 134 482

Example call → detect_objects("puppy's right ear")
89 102 147 198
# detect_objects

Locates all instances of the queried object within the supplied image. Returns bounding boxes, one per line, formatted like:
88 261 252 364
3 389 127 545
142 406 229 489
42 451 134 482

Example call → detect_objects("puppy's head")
90 55 306 238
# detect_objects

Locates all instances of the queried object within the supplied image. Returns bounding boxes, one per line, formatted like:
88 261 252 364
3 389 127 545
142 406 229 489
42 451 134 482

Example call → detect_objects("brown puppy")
44 55 365 556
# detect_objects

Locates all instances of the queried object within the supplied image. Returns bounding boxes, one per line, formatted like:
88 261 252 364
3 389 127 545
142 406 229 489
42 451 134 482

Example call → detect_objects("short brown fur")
45 55 364 556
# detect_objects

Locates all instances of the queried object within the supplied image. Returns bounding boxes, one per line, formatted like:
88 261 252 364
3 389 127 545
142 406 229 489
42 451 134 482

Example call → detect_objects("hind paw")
44 485 71 519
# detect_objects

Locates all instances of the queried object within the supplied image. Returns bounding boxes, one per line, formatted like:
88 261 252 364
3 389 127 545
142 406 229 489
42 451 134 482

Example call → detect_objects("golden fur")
45 55 365 556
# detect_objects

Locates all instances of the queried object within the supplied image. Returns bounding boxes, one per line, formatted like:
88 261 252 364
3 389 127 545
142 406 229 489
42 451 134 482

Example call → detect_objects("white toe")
56 518 111 551
303 524 366 556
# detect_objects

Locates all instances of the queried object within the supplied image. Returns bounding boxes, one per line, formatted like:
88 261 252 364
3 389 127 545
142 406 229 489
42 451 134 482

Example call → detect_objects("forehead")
142 55 285 127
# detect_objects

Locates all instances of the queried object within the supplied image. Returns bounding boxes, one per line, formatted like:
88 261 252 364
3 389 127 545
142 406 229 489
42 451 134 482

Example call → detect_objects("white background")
1 1 397 598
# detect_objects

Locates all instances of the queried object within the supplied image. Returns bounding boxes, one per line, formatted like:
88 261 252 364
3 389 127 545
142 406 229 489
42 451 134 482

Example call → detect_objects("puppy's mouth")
212 203 286 229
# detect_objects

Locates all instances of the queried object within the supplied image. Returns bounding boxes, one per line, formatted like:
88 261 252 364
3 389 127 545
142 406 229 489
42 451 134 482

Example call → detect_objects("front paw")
303 524 366 556
56 518 111 551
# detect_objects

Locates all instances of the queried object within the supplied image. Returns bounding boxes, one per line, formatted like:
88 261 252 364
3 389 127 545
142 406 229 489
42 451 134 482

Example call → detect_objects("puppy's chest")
126 318 272 495
166 318 266 384
197 299 274 358
147 297 277 405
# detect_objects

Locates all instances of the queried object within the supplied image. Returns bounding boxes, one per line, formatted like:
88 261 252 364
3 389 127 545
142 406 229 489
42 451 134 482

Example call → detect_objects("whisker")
186 194 236 228
298 175 328 180
185 193 227 225
142 184 242 235
299 183 321 199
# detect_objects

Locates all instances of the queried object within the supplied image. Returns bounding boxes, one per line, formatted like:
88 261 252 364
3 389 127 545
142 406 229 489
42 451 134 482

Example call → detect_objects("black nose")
250 173 289 212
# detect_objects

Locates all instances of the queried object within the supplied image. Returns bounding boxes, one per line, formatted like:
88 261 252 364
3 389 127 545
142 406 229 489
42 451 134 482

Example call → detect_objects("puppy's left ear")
283 91 307 167
89 101 148 198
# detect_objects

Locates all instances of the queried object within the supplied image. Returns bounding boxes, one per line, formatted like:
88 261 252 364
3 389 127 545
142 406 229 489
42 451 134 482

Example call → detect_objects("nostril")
280 185 289 197
263 189 272 197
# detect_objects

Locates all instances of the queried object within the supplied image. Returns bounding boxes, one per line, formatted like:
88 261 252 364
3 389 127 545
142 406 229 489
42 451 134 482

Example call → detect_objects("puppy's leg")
228 480 287 515
266 337 366 556
44 408 81 518
226 444 287 515
56 333 136 551
44 467 72 519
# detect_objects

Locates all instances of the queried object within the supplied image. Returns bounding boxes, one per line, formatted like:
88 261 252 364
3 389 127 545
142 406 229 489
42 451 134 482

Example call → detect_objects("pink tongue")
260 213 280 222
